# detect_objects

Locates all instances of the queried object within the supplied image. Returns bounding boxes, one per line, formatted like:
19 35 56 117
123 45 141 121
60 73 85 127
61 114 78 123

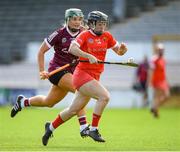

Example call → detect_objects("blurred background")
0 0 180 108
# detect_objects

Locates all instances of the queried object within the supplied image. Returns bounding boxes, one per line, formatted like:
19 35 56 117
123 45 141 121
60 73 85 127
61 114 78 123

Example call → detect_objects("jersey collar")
66 26 79 37
89 29 98 36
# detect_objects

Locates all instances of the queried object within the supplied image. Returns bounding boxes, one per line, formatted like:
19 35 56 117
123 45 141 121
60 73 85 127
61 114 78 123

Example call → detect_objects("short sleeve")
106 32 117 49
44 31 59 48
73 31 87 47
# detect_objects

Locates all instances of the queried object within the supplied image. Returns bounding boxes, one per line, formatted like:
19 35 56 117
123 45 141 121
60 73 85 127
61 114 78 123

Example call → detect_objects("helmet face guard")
87 11 108 35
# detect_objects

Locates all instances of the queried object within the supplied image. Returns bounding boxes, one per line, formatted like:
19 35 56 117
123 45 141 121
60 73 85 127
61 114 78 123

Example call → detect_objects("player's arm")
106 32 127 56
38 31 59 79
37 41 50 79
69 42 98 64
112 42 128 56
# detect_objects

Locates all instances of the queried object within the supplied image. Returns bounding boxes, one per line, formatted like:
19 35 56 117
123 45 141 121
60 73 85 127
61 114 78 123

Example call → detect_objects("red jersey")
151 55 168 88
73 30 117 73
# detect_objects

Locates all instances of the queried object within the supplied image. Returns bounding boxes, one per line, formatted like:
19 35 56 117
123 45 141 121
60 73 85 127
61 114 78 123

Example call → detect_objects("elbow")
69 43 78 55
69 44 74 54
38 49 45 58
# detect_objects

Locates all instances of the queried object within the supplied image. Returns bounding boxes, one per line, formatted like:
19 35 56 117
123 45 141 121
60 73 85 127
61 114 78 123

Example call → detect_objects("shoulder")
102 31 114 40
48 27 64 39
81 30 90 35
56 27 66 34
77 30 90 38
103 31 113 37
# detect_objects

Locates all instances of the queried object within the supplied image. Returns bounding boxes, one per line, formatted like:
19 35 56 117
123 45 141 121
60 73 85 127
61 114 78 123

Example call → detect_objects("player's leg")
42 91 90 146
151 88 160 118
57 72 89 136
10 71 70 117
10 85 68 117
142 81 149 107
11 72 86 118
26 72 74 107
31 86 68 107
28 72 75 107
77 79 110 142
156 88 170 107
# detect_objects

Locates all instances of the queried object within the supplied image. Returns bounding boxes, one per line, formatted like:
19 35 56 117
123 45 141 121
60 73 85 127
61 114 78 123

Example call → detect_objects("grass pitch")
0 106 180 151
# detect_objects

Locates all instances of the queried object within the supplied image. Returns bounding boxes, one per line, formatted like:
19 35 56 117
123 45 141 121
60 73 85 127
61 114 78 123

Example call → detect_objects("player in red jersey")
10 8 89 136
42 11 127 145
149 43 170 118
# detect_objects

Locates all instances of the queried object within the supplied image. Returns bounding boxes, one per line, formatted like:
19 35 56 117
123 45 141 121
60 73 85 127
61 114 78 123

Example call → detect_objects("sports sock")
78 116 88 131
51 114 64 130
49 123 55 131
91 113 101 130
90 126 98 131
20 98 30 108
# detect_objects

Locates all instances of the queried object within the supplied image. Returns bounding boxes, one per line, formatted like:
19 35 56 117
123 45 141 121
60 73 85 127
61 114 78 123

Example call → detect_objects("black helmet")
87 11 108 25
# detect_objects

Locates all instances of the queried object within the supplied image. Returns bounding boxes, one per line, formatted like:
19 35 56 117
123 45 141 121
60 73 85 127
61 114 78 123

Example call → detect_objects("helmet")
87 11 108 25
65 8 84 23
155 43 165 56
87 11 108 35
156 43 164 50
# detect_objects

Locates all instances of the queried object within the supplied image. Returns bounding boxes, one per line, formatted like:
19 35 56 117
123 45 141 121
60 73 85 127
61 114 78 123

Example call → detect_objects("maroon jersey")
44 26 80 73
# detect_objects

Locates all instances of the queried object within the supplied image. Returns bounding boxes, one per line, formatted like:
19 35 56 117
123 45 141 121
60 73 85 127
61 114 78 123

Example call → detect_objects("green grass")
0 106 180 151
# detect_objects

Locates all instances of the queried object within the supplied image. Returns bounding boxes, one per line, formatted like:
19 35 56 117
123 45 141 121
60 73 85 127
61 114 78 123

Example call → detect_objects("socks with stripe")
20 98 30 108
78 116 88 131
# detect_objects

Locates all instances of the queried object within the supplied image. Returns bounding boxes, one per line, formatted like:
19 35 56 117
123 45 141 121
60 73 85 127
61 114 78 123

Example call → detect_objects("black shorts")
48 70 72 85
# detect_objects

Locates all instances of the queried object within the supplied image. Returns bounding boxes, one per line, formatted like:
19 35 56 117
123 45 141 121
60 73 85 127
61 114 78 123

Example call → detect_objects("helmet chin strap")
91 21 103 36
68 26 79 32
93 30 103 36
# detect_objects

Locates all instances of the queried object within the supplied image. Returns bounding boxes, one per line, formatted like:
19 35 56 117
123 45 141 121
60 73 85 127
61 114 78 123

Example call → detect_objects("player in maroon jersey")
10 8 89 137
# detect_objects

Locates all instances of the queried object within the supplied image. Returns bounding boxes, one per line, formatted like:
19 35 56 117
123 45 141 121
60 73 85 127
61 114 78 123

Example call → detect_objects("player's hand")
117 43 127 55
87 54 98 64
39 71 49 80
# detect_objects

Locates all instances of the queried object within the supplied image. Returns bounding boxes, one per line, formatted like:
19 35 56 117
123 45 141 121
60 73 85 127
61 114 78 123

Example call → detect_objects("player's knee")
68 107 78 116
100 93 110 104
46 103 55 108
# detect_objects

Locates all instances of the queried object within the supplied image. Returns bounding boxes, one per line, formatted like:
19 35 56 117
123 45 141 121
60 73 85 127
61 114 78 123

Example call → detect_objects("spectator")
135 56 149 107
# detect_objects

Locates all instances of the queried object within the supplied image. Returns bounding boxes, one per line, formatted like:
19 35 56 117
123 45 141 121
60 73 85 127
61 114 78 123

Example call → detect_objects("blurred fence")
0 88 36 105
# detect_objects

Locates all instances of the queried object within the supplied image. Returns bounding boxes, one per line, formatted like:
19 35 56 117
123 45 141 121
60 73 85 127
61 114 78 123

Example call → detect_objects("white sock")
90 126 98 131
80 124 88 132
20 97 25 108
49 123 55 132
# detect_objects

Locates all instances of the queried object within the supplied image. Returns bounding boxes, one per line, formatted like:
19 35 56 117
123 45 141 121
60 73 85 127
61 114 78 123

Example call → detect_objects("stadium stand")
0 0 112 64
0 0 179 89
0 0 173 64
